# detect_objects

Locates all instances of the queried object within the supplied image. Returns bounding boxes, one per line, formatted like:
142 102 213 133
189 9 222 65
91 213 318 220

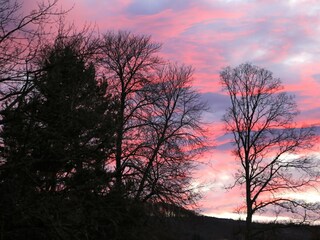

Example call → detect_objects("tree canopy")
220 63 317 240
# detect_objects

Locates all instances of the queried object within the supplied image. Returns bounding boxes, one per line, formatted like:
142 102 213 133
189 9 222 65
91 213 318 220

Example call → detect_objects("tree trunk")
246 210 253 240
245 161 252 240
115 127 123 192
114 93 125 193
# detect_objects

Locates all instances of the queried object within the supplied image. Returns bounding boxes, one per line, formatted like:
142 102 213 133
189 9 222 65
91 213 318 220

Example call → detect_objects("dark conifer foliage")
0 34 118 239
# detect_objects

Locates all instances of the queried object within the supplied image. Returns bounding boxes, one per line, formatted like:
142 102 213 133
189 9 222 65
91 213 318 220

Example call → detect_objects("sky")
26 0 320 220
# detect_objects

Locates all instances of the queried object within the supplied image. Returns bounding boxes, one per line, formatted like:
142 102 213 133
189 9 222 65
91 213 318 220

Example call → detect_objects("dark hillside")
151 216 320 240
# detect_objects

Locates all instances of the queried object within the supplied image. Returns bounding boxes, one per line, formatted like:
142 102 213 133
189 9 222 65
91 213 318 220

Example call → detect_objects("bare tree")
99 31 162 192
133 63 207 206
0 0 64 109
220 63 317 240
99 32 207 208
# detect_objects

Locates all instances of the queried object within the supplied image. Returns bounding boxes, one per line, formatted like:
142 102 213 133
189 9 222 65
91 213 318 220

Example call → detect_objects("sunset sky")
27 0 320 220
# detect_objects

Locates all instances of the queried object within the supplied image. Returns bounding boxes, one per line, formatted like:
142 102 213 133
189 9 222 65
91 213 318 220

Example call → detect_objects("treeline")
2 1 318 240
0 1 207 239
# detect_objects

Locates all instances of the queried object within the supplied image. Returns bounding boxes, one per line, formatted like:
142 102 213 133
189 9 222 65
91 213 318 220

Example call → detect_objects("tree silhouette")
99 31 162 193
134 63 207 206
0 33 117 239
99 32 207 208
0 25 208 239
220 63 316 240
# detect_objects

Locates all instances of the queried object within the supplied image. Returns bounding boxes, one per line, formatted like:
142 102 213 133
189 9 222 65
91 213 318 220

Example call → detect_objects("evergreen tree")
0 34 117 239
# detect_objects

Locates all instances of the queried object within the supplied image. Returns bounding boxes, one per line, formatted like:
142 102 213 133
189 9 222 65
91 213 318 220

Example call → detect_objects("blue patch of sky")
312 74 320 83
126 0 193 15
200 92 231 123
